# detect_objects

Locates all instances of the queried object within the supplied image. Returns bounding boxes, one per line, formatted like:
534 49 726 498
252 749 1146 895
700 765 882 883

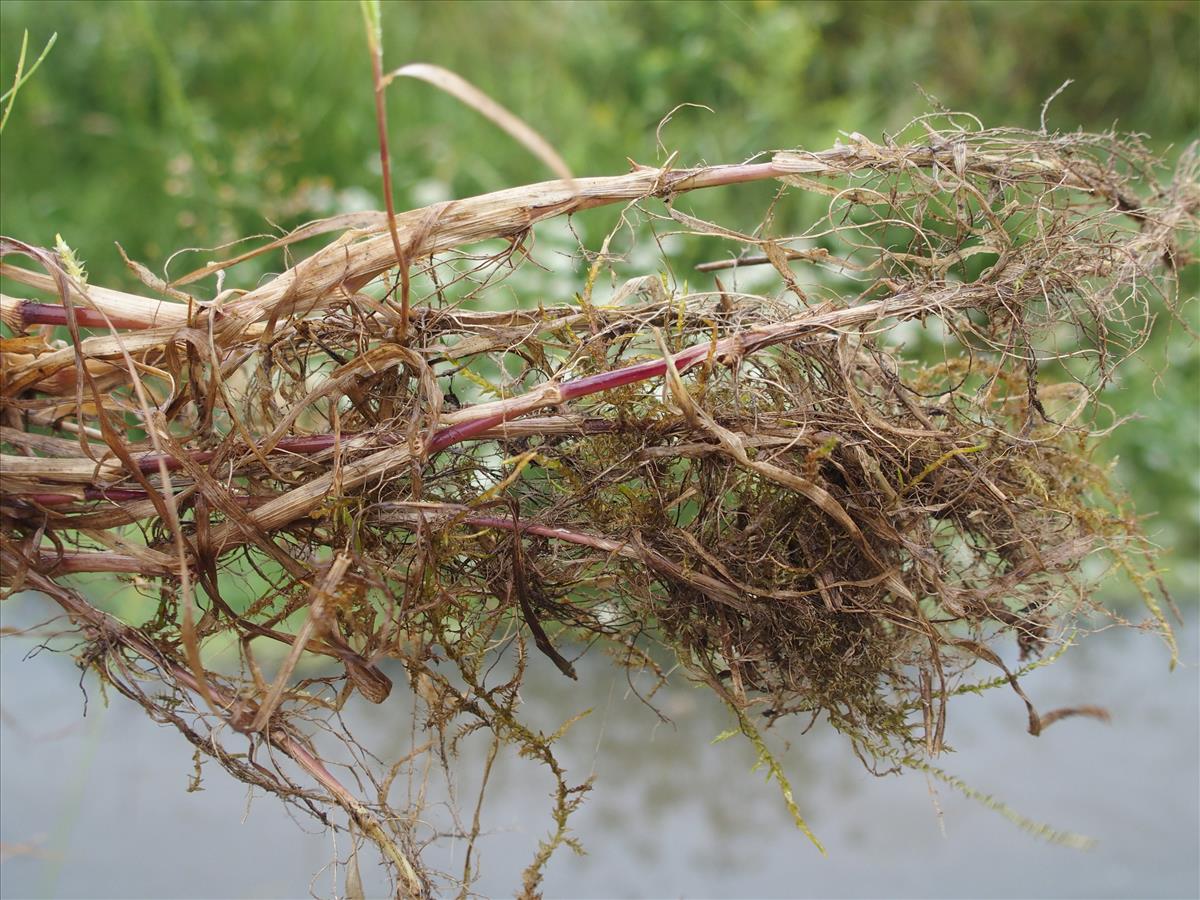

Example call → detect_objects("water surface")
1 592 1196 899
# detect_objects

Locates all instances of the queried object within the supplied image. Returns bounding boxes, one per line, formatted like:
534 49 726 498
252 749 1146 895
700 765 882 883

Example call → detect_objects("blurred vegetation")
1 0 1197 597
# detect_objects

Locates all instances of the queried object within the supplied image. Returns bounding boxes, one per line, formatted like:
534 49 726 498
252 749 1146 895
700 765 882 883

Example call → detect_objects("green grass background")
2 0 1197 598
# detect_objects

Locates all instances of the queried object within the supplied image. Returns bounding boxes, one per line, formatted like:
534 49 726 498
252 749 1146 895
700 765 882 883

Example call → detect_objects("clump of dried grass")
1 116 1197 895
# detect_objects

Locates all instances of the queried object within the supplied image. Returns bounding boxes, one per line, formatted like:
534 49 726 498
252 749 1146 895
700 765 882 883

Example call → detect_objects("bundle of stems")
1 118 1196 895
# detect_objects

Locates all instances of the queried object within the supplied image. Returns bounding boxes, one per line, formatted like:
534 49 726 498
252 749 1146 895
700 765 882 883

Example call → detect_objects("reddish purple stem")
427 342 711 452
17 301 154 331
15 338 721 508
133 433 348 474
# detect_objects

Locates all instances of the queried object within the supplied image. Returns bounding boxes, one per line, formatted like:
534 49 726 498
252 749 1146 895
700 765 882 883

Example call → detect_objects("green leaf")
359 0 382 54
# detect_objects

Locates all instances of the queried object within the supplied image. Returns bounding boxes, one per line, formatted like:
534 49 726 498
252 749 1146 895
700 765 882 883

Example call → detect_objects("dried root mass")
1 119 1196 894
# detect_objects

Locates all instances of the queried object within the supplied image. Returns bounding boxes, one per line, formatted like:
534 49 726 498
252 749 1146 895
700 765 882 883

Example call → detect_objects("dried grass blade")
386 63 576 193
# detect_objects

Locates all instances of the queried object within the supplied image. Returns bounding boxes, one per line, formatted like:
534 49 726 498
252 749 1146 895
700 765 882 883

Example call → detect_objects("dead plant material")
2 119 1197 894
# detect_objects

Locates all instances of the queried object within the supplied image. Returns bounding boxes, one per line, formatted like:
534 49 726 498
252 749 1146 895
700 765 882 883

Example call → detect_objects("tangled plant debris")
1 117 1196 895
